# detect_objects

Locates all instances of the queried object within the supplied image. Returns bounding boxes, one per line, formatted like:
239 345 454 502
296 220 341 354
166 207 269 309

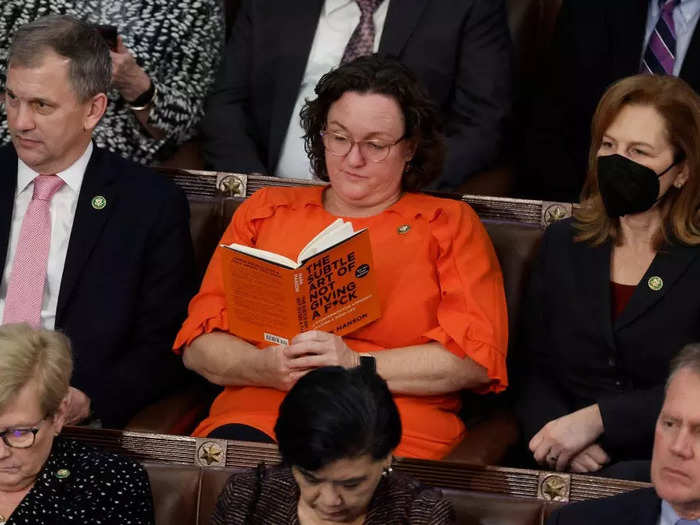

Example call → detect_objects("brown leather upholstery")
127 171 573 466
63 427 648 525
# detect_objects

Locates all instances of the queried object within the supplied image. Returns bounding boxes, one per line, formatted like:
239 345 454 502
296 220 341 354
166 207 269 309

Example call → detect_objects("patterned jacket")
0 0 224 165
211 464 456 524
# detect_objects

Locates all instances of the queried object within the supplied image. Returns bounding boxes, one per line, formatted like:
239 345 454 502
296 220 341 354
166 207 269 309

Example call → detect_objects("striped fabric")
641 0 681 74
210 465 456 524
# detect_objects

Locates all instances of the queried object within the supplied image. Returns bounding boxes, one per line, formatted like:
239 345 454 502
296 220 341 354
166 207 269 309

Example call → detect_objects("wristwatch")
126 80 157 111
359 353 376 373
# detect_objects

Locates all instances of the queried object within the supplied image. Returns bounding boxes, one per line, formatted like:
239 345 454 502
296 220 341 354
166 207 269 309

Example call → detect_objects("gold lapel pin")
397 224 410 234
55 468 70 479
648 276 663 291
91 195 107 210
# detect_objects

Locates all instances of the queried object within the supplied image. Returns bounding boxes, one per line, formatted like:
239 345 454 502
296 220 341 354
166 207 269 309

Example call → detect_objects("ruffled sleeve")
421 201 508 393
173 187 283 352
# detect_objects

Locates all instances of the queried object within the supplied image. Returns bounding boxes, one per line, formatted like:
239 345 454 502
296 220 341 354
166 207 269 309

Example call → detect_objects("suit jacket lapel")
608 0 650 78
579 239 617 352
268 0 324 171
378 0 428 57
680 19 700 90
615 242 699 331
56 147 118 324
0 146 18 274
632 488 662 525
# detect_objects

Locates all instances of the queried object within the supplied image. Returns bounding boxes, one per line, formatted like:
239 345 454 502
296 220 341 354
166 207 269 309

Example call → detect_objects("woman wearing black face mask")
515 74 700 481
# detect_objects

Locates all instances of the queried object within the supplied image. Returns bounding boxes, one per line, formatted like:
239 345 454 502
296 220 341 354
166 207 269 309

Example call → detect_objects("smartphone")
95 24 118 51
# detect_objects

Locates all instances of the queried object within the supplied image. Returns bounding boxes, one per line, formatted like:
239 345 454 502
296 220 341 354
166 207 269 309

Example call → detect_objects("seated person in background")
520 0 700 202
0 15 195 428
212 365 455 524
0 0 224 165
202 0 513 190
516 74 700 479
547 343 700 524
0 323 154 524
176 55 508 460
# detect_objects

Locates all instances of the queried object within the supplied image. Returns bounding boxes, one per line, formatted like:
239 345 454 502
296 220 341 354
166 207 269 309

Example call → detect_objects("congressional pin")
91 195 107 210
397 224 410 234
648 276 663 291
55 468 70 479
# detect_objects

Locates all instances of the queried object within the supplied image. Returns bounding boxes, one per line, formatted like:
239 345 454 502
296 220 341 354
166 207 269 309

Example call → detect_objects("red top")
610 281 636 320
174 186 508 459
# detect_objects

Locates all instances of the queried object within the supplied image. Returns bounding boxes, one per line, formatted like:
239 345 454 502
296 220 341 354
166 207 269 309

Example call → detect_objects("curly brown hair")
299 55 445 191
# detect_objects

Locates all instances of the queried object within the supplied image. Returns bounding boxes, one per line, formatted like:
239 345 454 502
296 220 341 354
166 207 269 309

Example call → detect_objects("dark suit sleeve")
515 227 574 443
436 0 513 190
101 183 195 427
597 385 663 458
519 0 586 201
201 0 267 173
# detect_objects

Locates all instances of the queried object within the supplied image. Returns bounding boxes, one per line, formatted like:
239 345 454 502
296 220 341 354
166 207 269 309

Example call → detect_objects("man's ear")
83 93 108 131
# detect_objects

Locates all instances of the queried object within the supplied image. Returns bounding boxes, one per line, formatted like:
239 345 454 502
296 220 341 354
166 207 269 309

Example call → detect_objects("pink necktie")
3 175 65 327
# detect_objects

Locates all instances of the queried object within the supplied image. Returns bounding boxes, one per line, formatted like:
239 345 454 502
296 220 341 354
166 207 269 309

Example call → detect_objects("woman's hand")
529 404 604 471
285 331 359 372
568 444 610 473
110 37 152 102
64 387 91 425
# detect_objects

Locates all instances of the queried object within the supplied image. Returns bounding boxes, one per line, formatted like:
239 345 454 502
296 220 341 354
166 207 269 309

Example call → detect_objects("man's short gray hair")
9 14 111 101
666 343 700 391
0 324 72 417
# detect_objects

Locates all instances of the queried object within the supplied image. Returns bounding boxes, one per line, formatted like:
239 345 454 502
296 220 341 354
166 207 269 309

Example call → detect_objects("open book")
220 219 381 345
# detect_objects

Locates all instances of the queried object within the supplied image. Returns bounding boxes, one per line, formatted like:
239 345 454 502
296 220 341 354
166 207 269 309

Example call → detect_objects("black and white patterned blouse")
0 0 224 165
4 437 154 524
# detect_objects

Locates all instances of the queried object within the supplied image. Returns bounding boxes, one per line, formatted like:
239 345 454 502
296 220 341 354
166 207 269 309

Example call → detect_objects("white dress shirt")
275 0 390 180
0 142 93 329
644 0 700 75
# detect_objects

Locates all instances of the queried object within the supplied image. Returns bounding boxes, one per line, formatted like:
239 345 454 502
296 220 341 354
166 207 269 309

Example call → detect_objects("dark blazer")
515 219 700 461
546 487 660 524
521 0 700 201
201 0 513 189
0 144 195 428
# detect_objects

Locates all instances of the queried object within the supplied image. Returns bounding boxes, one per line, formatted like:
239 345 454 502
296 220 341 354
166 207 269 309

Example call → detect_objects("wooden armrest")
444 410 519 465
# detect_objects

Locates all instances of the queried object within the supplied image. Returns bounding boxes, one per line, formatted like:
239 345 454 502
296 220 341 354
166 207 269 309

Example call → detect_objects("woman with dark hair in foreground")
211 365 455 524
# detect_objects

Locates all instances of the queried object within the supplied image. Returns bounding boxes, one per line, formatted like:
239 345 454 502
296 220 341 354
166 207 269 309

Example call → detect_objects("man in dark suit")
0 15 194 428
521 0 700 202
201 0 513 190
547 343 700 524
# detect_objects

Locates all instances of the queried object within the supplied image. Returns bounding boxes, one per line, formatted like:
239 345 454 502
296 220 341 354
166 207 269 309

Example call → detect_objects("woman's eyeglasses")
321 130 404 163
0 418 47 449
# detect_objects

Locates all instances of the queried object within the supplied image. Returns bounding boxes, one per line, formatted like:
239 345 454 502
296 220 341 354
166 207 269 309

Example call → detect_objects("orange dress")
174 186 508 459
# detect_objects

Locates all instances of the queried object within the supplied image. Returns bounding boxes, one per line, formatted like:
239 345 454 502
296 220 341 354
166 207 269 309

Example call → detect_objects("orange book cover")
220 222 381 345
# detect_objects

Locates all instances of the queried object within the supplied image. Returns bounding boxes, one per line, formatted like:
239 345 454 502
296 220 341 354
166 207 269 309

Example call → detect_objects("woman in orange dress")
174 55 508 460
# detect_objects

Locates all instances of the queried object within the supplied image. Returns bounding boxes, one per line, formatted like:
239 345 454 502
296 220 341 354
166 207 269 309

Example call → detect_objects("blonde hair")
0 324 72 416
575 74 700 248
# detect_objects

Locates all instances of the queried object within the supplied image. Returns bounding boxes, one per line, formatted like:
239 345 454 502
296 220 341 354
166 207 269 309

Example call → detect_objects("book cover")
220 226 381 345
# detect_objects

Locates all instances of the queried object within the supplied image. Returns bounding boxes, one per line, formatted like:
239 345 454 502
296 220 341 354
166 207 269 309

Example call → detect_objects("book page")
222 243 299 269
298 219 356 264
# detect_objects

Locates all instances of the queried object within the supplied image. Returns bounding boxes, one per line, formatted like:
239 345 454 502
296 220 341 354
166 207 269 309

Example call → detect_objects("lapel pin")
397 224 410 234
91 195 107 210
55 468 70 479
648 276 663 291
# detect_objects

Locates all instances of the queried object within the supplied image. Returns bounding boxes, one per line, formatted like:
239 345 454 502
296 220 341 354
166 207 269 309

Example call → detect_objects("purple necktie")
3 175 64 327
641 0 680 75
340 0 384 65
